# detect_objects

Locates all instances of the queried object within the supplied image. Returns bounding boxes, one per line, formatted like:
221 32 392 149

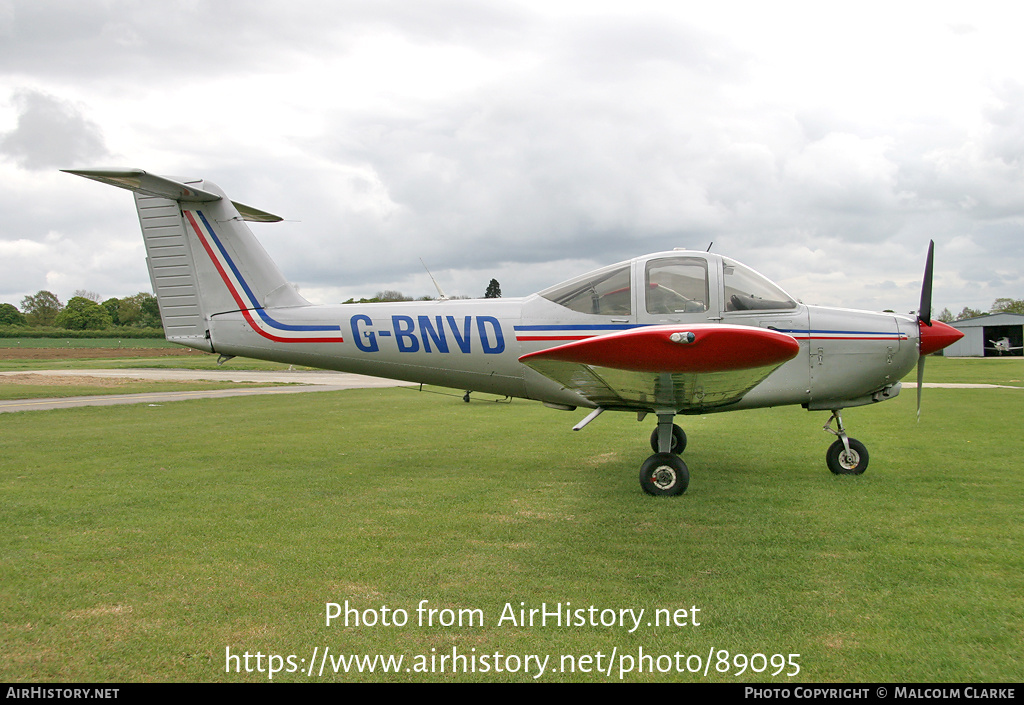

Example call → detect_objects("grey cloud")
551 15 746 81
0 0 531 81
982 82 1024 167
0 89 108 169
6 3 1019 312
307 18 754 275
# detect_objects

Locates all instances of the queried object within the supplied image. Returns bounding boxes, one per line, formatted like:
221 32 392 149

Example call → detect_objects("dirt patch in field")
0 347 208 360
0 374 150 388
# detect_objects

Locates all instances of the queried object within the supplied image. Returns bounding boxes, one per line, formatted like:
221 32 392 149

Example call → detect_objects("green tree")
73 289 102 303
101 297 121 326
117 295 143 326
956 306 984 320
990 298 1024 314
484 279 501 299
54 296 113 330
100 292 161 328
20 290 63 326
375 290 412 302
0 302 27 325
936 307 954 323
139 293 161 328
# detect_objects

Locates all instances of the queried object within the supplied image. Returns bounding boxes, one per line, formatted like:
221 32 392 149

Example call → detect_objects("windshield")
539 262 632 315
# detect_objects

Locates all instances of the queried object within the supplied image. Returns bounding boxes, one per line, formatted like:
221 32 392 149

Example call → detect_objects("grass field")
1 358 1021 682
0 338 177 348
0 375 289 401
0 338 306 375
920 355 1024 386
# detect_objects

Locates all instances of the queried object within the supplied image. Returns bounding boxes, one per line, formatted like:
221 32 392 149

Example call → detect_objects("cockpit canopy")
721 257 796 312
538 261 632 316
539 252 796 317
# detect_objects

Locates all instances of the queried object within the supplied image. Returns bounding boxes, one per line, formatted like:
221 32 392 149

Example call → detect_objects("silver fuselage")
205 251 920 415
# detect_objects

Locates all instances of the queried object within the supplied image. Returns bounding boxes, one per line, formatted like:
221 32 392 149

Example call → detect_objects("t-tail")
63 168 318 353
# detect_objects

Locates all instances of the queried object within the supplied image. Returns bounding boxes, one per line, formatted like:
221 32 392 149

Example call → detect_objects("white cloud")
0 89 108 169
2 0 1024 316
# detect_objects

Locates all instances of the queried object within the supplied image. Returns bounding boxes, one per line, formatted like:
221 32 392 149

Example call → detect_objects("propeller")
916 240 934 419
914 242 963 418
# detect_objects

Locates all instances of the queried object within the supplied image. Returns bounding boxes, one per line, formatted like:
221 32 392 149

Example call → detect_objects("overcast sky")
2 0 1023 316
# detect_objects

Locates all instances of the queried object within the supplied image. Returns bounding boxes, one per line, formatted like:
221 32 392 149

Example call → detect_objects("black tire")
649 424 687 454
639 453 690 496
826 438 869 475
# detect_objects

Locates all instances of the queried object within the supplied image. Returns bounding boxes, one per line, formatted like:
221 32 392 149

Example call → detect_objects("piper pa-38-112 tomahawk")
986 337 1023 355
65 168 963 496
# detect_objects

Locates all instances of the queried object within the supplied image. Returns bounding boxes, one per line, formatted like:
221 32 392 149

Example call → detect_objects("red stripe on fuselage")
182 210 343 344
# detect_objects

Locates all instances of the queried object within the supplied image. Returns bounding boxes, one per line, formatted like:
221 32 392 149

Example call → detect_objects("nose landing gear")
640 413 690 495
823 410 869 475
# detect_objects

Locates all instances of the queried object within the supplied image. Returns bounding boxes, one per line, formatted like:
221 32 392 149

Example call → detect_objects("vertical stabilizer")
64 168 307 353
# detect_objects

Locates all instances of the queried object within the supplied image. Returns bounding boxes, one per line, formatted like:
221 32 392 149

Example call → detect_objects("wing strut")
572 407 604 431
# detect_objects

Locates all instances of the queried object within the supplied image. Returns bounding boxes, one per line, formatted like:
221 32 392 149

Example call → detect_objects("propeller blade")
916 355 925 422
919 240 934 326
916 240 934 420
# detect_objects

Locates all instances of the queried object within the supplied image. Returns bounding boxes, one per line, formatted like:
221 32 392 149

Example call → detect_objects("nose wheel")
826 438 868 474
649 424 686 454
823 410 869 475
640 413 689 495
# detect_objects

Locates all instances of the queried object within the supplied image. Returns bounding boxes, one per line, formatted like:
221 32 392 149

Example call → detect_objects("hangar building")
945 313 1024 357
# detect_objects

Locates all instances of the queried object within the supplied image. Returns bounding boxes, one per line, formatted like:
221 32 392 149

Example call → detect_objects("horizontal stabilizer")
63 168 282 222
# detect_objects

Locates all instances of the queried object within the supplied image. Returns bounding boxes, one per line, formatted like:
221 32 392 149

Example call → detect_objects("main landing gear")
823 410 869 475
627 408 868 496
640 413 690 496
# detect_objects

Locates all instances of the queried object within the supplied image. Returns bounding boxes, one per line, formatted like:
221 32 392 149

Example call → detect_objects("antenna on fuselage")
420 258 449 301
706 242 714 252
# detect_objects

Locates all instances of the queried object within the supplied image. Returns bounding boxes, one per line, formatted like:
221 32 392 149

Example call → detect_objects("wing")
519 324 800 412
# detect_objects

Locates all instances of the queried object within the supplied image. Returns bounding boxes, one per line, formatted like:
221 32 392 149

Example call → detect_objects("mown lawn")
1 376 1020 682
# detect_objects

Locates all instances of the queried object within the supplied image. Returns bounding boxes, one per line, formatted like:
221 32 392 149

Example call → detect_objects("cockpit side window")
645 257 709 314
722 258 796 311
539 262 632 315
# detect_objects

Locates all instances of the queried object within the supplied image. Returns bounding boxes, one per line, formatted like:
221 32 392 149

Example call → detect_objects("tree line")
936 298 1024 322
16 281 1008 331
1 290 162 331
341 279 502 304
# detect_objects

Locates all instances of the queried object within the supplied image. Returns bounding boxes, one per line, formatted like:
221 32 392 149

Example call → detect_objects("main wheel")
826 438 869 475
639 453 690 496
649 424 687 454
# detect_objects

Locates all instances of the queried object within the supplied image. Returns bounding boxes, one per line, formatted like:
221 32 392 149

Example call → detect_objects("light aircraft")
64 168 964 496
985 337 1023 355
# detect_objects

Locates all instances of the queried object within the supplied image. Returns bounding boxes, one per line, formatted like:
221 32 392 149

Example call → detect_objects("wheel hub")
839 449 860 470
651 465 677 489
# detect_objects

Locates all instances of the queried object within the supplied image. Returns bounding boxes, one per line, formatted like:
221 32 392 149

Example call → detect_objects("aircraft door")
636 255 720 325
718 257 811 406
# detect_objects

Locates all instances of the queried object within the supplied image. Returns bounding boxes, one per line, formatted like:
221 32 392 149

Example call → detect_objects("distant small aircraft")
985 337 1023 355
65 168 963 495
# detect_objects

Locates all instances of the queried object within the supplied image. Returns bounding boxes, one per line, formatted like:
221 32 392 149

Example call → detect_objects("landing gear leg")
823 409 869 475
640 412 689 495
